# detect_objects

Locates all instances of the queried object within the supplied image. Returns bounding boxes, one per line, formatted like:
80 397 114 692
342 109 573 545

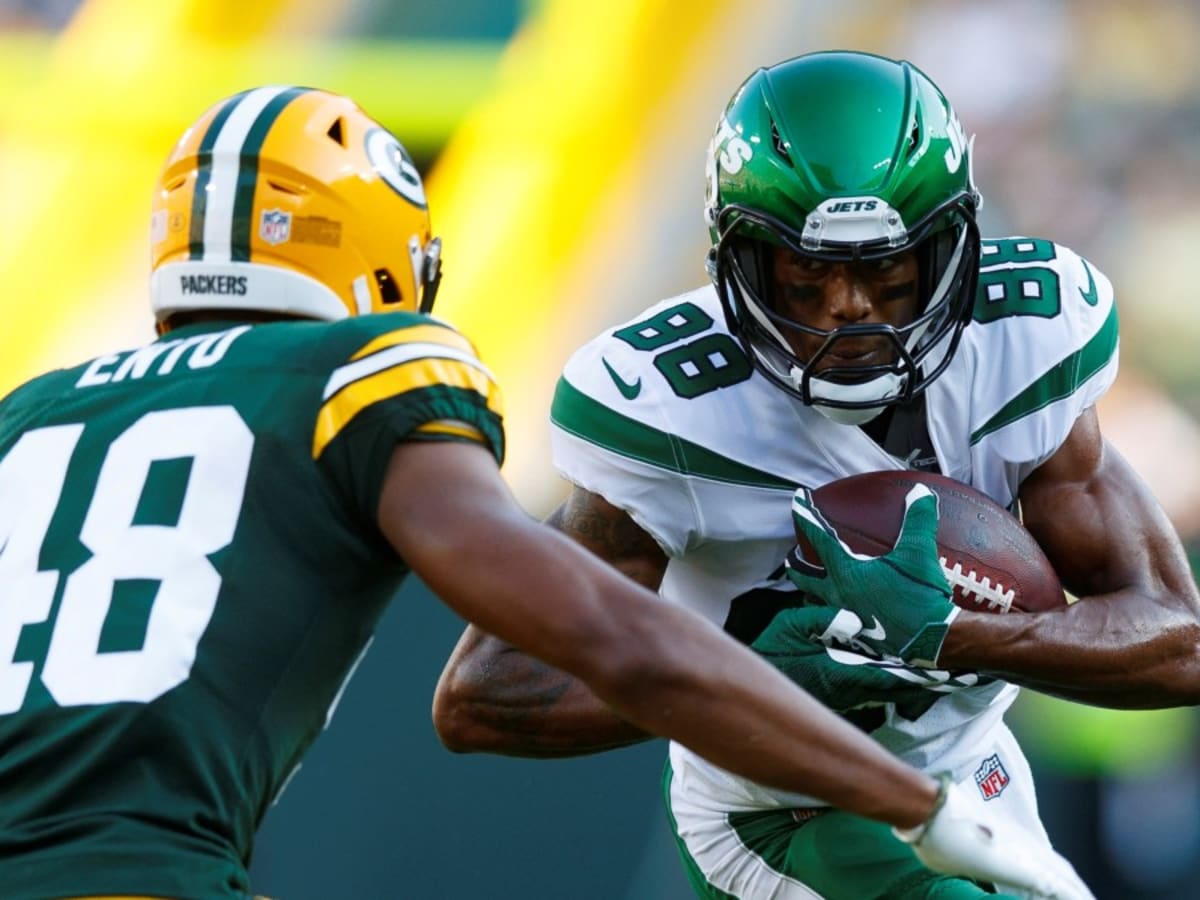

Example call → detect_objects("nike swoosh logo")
1079 259 1098 307
602 358 642 400
859 617 887 641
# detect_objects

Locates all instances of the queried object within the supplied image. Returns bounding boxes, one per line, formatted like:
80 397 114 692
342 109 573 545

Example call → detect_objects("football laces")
939 556 1014 613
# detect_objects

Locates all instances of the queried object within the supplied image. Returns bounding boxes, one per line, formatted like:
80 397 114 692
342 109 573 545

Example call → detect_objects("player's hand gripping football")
751 606 958 721
785 483 958 667
899 776 1096 899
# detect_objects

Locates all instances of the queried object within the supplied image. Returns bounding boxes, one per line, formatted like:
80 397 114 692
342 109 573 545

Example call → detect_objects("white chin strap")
814 405 888 426
795 367 903 425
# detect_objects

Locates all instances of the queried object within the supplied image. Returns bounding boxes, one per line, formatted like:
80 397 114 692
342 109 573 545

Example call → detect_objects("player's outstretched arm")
381 439 934 823
434 485 666 756
938 408 1200 707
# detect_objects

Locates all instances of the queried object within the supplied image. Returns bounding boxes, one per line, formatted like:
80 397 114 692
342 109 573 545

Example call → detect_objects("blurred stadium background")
2 1 1199 897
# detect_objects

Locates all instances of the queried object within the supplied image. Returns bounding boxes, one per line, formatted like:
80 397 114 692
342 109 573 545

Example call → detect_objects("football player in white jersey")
434 51 1200 899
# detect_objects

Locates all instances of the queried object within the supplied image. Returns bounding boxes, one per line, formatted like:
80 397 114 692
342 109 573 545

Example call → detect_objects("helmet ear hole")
374 268 402 305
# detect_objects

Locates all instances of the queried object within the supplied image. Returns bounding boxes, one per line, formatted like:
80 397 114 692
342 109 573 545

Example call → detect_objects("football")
800 470 1065 614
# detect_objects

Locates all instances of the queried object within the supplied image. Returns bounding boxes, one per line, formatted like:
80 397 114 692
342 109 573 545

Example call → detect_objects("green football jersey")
0 313 504 899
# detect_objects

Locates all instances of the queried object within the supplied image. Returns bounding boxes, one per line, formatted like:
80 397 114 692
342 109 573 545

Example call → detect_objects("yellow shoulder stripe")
313 356 503 458
414 420 488 442
351 323 475 362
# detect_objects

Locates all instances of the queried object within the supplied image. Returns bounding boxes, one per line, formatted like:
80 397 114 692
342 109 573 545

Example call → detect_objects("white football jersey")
550 237 1118 810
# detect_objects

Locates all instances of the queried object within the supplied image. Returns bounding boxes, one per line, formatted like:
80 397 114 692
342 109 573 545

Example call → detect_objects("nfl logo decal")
260 209 292 245
974 754 1010 800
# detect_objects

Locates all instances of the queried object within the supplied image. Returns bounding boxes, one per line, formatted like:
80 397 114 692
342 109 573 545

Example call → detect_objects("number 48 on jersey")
0 406 252 712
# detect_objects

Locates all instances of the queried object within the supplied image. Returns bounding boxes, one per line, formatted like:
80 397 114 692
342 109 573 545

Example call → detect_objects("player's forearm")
433 628 650 756
939 596 1200 707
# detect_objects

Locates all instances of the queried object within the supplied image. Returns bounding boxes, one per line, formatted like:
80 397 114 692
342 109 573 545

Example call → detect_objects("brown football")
800 470 1065 614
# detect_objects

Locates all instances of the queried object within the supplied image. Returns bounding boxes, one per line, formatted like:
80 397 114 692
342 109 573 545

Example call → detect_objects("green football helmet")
705 50 981 424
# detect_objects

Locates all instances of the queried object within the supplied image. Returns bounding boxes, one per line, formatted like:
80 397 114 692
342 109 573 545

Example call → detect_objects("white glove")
895 776 1095 900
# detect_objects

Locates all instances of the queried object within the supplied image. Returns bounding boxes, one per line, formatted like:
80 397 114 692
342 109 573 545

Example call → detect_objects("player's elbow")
430 689 467 754
430 668 490 754
1143 605 1200 706
430 706 480 755
1161 632 1200 706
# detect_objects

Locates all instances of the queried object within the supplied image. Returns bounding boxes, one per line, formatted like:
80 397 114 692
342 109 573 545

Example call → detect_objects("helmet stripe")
187 86 310 264
230 86 311 261
187 89 248 260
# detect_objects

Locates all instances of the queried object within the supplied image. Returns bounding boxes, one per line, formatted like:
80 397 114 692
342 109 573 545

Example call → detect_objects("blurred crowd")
0 0 80 29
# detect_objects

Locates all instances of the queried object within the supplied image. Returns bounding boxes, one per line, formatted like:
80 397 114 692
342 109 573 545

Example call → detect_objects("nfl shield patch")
974 753 1010 800
260 209 292 245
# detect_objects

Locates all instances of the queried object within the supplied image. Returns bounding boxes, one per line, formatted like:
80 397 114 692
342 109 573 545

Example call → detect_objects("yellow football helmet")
150 86 442 327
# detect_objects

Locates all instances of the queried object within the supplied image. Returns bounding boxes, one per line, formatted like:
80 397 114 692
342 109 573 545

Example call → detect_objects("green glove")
785 483 958 666
750 606 953 722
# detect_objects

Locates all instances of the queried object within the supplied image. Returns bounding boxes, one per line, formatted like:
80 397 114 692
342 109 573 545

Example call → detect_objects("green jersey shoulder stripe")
551 378 794 489
970 301 1118 445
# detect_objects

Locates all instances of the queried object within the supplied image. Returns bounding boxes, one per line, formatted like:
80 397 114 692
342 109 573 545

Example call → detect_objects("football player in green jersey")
0 84 1085 900
436 51 1200 899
